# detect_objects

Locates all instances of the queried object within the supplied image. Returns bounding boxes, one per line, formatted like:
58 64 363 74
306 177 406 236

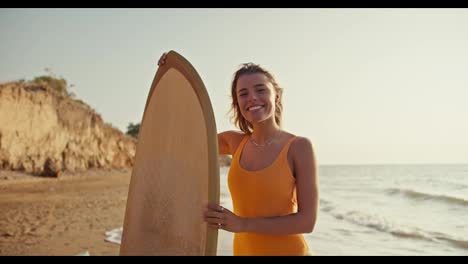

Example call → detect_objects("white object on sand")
105 227 123 245
75 250 90 256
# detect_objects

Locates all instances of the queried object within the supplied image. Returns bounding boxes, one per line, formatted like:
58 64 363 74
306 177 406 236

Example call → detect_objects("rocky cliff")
0 81 136 177
0 80 232 177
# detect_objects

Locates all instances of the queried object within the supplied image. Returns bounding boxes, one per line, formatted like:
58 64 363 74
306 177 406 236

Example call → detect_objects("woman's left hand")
204 203 245 233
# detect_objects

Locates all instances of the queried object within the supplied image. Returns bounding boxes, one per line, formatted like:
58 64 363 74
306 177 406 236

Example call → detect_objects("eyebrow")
237 83 267 93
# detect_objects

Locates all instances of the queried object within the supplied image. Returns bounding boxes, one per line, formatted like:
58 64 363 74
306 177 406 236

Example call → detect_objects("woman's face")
236 73 278 125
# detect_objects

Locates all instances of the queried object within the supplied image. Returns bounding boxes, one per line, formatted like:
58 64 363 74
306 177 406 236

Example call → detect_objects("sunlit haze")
1 8 467 165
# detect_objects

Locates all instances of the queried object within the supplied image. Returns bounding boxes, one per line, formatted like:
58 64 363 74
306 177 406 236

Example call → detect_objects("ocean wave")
334 210 433 241
319 199 334 212
436 237 468 251
322 200 468 250
386 188 468 206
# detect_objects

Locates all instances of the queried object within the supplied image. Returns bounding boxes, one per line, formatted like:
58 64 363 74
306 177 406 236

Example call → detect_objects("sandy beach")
0 169 131 256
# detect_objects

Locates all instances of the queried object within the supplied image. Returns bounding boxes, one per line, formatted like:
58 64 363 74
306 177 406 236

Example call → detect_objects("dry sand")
0 169 131 256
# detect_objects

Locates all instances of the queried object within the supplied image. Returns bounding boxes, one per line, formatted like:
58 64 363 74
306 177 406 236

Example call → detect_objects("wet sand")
0 169 131 256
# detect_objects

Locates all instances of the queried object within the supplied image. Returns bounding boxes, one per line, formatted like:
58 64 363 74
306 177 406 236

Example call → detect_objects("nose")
248 92 258 102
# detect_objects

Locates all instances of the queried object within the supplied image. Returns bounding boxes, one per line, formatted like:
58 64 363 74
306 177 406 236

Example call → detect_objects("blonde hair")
229 63 283 134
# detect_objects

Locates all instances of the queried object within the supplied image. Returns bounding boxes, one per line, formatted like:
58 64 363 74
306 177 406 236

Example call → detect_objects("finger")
207 203 220 210
204 218 218 224
204 216 225 223
204 217 226 225
204 211 224 219
207 203 227 214
206 217 224 225
157 53 167 65
208 223 222 229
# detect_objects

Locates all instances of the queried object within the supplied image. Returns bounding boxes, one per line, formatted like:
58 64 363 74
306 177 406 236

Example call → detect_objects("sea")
216 164 468 256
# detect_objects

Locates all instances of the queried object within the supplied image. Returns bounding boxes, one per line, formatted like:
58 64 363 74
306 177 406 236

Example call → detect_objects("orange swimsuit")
228 135 310 256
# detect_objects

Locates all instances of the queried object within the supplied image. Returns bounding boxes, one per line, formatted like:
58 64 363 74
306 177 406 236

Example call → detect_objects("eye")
239 93 247 97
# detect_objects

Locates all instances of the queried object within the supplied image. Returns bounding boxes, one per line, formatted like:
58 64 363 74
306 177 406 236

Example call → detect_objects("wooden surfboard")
120 50 220 255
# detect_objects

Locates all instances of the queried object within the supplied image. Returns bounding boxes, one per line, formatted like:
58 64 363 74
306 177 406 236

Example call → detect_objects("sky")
1 8 468 165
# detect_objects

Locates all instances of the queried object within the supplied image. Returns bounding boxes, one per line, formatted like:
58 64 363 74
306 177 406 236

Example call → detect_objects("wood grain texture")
120 51 219 256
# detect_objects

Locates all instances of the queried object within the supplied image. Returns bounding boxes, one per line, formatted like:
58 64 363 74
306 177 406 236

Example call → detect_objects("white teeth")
249 106 262 111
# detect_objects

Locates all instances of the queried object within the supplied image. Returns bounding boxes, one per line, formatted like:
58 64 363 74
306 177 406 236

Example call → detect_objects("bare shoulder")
219 130 245 142
220 130 245 137
290 136 315 158
218 130 247 155
289 136 317 180
291 136 313 147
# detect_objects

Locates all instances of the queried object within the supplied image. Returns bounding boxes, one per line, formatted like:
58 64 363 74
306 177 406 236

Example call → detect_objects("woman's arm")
205 137 319 235
217 130 245 155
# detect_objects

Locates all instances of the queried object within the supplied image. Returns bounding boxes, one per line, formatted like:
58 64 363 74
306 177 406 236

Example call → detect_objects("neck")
250 120 281 145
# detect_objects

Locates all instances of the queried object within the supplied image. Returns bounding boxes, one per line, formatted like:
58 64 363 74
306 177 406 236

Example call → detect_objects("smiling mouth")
247 105 263 111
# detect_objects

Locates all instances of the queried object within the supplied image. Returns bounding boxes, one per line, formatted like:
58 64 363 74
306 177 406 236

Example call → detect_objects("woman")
158 54 318 256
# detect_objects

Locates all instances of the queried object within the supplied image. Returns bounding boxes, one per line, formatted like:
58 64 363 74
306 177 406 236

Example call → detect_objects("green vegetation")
126 122 140 138
28 68 75 98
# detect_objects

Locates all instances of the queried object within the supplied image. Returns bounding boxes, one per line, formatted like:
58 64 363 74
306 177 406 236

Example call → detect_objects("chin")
244 112 274 124
249 117 270 124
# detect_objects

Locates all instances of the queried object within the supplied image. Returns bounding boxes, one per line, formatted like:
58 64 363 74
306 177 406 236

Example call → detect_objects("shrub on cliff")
28 68 74 98
126 122 140 138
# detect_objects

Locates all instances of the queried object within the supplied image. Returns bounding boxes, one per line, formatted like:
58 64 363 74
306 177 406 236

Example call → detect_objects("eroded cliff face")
0 82 136 176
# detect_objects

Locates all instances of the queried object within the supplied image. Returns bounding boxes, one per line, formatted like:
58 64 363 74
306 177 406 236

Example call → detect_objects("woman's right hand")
157 52 168 66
